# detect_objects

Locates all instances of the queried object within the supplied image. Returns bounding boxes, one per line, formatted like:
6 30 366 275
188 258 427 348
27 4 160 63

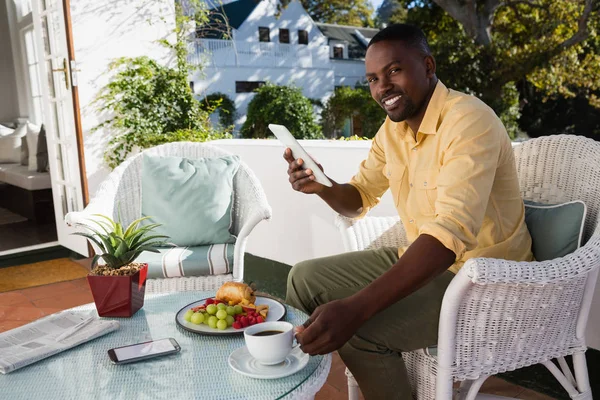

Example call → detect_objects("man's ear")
425 55 436 78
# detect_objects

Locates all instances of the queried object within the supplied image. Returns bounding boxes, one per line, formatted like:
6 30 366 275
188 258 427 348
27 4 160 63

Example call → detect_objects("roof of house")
315 23 379 59
196 0 261 39
195 0 381 60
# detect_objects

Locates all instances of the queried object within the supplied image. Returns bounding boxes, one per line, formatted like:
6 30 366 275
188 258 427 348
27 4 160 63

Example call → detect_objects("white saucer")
228 346 309 379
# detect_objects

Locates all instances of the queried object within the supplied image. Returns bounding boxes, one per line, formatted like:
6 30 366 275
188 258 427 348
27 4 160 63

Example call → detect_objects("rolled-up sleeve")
419 110 502 259
349 132 390 219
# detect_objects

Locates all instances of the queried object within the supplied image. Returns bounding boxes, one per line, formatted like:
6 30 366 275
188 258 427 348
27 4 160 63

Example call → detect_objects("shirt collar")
393 80 448 141
417 79 448 135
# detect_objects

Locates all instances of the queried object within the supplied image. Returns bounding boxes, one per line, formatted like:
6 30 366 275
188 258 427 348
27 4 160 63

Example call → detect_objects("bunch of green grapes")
183 302 244 330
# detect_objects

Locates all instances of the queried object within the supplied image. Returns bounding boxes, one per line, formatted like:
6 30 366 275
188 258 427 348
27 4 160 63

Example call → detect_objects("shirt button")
409 219 414 224
410 183 413 188
412 147 417 151
423 182 428 187
387 171 391 177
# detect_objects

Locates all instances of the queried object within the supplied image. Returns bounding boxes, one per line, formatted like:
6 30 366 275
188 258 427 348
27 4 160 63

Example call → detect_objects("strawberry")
256 316 264 323
232 322 242 329
205 298 214 305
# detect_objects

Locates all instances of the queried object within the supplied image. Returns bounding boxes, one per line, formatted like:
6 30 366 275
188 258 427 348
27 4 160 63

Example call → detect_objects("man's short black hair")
368 23 432 56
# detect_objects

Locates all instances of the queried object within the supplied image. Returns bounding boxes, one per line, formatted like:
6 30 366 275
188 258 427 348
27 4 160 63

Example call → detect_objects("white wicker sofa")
336 134 599 400
66 142 272 292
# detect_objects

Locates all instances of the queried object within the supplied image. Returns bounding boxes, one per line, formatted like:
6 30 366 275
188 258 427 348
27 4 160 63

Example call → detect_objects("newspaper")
0 311 119 374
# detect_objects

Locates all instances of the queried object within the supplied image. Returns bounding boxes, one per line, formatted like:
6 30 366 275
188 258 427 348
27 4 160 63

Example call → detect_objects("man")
284 24 533 399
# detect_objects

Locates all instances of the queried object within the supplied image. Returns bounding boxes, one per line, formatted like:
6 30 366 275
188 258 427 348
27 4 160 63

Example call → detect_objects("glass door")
31 0 88 256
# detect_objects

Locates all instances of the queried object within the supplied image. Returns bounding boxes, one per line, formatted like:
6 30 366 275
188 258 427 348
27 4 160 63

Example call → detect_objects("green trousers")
285 247 455 400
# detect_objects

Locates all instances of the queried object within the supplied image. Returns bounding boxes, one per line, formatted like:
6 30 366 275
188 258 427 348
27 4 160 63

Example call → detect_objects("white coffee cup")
244 321 299 365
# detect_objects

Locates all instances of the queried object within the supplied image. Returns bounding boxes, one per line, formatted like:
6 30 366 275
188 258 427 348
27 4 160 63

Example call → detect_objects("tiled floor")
0 279 556 400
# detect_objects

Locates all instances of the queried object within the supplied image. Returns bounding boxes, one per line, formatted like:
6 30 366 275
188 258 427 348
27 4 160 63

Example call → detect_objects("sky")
370 0 384 10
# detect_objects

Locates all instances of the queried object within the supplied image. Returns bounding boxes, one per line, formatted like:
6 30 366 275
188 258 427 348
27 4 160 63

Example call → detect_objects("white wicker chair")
66 142 272 293
336 134 599 400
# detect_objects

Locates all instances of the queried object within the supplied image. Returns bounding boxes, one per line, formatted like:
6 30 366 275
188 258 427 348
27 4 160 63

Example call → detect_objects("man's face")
365 40 434 123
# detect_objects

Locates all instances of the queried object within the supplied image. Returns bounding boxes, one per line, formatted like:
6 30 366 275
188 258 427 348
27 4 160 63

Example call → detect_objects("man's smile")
381 94 403 110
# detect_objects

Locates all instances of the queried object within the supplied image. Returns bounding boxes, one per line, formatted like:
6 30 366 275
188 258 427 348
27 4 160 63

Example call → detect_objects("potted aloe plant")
73 215 170 317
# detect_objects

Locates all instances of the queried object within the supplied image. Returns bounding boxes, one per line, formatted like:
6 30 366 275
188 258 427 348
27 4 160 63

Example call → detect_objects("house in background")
188 0 378 129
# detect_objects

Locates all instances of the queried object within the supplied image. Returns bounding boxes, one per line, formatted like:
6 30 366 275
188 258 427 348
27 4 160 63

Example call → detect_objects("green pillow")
141 154 240 246
524 200 587 261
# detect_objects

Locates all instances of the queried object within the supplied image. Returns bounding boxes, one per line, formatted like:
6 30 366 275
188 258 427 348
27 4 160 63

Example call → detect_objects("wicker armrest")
462 235 600 285
335 214 409 251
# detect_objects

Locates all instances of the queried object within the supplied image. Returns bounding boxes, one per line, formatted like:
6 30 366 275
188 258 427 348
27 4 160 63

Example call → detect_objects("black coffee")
253 330 284 336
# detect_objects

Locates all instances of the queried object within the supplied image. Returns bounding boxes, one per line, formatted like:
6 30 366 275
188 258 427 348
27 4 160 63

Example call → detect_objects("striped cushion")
137 244 235 279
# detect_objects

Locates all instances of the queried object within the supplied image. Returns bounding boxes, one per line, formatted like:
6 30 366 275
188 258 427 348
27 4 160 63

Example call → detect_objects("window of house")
279 29 290 44
258 27 270 42
236 81 266 93
333 45 344 59
298 30 308 45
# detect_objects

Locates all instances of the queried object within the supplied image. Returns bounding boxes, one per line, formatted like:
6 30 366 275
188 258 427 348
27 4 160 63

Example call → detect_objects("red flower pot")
87 264 148 317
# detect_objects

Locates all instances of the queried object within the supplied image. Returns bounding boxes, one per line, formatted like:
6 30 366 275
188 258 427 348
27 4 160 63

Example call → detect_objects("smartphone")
107 338 181 365
268 123 333 187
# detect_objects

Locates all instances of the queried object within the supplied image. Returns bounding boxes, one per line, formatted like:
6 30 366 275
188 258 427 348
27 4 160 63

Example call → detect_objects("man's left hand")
295 298 365 355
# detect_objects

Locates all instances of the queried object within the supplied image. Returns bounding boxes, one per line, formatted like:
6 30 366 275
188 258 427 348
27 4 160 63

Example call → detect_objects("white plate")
228 345 309 379
175 296 287 336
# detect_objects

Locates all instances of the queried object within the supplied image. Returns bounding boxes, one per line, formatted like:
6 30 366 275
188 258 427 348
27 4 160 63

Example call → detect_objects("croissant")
215 282 256 304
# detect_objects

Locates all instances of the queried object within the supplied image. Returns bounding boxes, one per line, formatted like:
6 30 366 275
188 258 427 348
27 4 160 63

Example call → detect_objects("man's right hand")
284 148 327 194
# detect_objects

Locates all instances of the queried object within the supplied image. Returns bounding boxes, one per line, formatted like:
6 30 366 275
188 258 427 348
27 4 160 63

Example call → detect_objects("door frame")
61 0 89 208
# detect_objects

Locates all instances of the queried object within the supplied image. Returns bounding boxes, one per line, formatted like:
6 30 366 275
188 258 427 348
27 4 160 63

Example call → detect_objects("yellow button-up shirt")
349 81 533 273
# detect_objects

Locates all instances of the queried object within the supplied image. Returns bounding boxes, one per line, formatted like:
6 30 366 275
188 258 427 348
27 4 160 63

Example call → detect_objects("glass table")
2 291 331 399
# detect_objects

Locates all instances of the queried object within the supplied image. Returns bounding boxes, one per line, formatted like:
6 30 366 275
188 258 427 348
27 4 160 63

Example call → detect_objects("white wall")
191 66 334 125
331 58 367 86
0 0 19 122
235 0 327 47
69 0 176 194
211 139 395 263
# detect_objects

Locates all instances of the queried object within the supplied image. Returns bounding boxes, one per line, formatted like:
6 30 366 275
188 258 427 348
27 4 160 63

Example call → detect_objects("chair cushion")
0 163 51 190
26 122 42 171
36 125 49 172
136 244 235 278
141 154 240 246
524 200 586 261
0 124 26 163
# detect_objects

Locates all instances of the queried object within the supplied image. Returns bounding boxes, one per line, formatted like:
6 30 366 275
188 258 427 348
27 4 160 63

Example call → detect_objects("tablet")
268 124 333 187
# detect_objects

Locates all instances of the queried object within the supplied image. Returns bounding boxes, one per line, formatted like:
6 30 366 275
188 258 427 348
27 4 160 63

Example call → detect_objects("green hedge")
321 86 386 139
241 83 323 139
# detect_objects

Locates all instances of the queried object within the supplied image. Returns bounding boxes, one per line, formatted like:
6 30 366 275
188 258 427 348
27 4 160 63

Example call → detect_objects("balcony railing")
188 39 331 69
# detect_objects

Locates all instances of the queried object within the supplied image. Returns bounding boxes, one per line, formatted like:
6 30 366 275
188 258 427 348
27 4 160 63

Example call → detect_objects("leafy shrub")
337 135 369 141
321 86 386 139
241 83 323 139
139 128 232 148
93 56 217 169
200 92 236 129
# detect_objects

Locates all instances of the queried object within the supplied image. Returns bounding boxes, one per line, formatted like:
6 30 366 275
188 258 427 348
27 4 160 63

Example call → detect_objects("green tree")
281 0 375 27
375 0 404 26
388 0 599 137
321 86 387 138
241 84 323 139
